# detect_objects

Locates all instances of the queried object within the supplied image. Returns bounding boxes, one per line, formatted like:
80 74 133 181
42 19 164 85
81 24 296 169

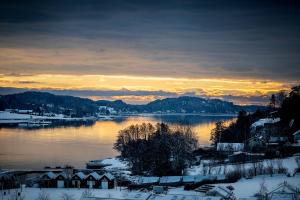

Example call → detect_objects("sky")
0 0 300 105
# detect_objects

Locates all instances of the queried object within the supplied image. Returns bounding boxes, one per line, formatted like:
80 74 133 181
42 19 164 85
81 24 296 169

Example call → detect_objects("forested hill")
97 96 265 114
0 91 265 116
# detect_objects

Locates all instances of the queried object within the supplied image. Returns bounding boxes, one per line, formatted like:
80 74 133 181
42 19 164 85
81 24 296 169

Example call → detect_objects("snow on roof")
159 176 182 184
86 172 101 180
268 181 299 195
293 129 300 136
251 118 280 128
207 186 232 198
138 176 160 184
56 172 67 179
101 172 115 181
42 171 56 179
182 176 195 183
217 143 244 151
72 172 86 180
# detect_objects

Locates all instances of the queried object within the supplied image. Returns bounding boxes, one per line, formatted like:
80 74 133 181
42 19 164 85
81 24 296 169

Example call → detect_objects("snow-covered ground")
1 188 150 200
187 156 300 176
101 157 129 171
2 174 299 200
251 117 280 129
213 173 300 199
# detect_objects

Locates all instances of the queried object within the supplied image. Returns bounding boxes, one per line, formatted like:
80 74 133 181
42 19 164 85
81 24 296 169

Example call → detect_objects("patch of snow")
214 174 300 198
251 118 280 128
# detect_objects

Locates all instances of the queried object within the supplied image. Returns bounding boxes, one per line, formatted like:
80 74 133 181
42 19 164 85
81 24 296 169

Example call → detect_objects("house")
85 172 101 188
99 173 115 189
217 143 244 152
40 172 56 188
55 172 67 188
71 172 86 188
206 186 235 200
267 181 300 200
293 130 300 143
159 176 182 186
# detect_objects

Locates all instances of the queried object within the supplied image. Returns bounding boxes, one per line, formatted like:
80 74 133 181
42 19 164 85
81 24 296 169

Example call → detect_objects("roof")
268 181 299 195
182 176 195 183
86 172 101 180
56 172 67 179
101 172 115 181
251 118 280 128
293 129 300 136
72 172 86 180
42 171 56 179
159 176 182 184
138 176 159 184
217 143 244 151
207 186 233 198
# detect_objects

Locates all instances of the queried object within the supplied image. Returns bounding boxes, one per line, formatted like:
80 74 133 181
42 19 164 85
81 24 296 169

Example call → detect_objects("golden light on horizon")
0 73 295 105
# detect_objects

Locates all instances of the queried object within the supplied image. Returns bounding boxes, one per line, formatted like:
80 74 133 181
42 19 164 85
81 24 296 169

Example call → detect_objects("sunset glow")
0 74 294 104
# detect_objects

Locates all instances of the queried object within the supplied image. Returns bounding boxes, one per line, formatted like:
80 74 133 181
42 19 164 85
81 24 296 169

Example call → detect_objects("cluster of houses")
41 171 116 189
214 117 300 163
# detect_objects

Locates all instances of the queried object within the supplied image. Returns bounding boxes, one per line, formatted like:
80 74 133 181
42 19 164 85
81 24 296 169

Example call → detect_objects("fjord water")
0 115 235 169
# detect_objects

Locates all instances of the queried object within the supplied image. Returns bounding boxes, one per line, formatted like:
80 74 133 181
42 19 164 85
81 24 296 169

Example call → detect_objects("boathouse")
85 172 101 188
71 172 86 188
99 173 115 189
41 172 56 188
55 172 67 188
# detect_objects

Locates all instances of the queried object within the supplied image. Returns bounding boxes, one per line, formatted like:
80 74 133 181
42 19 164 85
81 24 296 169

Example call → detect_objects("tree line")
210 85 300 146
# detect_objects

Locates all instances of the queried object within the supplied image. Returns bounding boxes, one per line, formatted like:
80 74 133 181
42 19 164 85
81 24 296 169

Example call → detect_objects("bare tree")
257 179 268 200
276 159 287 174
266 160 274 176
61 193 75 200
36 191 50 200
81 189 94 199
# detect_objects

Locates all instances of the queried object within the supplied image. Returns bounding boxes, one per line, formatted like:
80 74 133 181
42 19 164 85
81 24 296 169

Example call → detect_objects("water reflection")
0 115 235 169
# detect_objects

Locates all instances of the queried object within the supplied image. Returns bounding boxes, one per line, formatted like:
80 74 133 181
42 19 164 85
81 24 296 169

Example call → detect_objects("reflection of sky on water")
0 115 235 169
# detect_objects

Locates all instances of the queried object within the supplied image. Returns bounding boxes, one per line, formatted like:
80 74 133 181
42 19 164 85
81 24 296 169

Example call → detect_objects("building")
267 181 300 200
55 172 67 188
40 172 57 188
293 129 300 143
85 172 101 189
206 186 235 200
99 173 115 189
71 172 86 188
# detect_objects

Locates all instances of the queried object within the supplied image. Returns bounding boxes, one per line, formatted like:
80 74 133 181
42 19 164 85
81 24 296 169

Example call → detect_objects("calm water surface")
0 115 235 169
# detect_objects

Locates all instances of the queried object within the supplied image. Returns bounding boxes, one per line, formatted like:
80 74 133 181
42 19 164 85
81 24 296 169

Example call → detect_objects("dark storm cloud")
0 0 300 80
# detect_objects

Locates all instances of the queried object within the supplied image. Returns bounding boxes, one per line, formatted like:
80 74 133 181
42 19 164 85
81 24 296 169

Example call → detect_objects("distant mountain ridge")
96 96 265 114
0 91 266 117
